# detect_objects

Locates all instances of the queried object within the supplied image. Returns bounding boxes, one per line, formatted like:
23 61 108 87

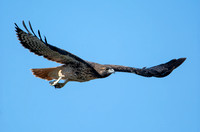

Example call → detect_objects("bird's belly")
61 66 97 82
62 72 96 82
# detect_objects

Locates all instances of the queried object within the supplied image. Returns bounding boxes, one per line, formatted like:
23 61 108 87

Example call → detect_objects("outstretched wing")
107 58 186 77
15 21 102 78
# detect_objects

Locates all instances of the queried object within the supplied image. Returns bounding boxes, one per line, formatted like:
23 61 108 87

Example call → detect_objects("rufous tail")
31 67 57 81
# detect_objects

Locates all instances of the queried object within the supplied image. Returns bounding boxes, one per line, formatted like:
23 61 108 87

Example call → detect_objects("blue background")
1 0 199 132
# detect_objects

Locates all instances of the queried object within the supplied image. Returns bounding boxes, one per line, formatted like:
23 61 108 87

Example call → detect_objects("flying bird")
15 21 186 88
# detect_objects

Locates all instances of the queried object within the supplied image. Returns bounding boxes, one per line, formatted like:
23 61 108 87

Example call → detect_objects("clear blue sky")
1 0 199 132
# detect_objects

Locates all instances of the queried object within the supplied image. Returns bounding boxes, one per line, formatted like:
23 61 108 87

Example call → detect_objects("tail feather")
31 67 57 81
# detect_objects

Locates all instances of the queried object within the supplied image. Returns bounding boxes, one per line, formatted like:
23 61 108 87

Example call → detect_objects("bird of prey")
15 21 186 88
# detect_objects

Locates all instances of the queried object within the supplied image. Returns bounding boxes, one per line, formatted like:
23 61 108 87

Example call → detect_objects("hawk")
15 21 186 88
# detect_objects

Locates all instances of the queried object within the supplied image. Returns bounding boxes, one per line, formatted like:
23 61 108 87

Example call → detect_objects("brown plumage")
31 67 58 81
15 21 186 88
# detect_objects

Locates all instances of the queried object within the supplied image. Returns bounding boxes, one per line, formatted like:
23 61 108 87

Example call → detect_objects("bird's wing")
15 21 101 77
107 58 186 77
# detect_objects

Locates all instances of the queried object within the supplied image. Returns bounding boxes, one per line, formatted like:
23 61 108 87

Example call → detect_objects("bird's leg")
49 70 65 86
54 79 69 88
49 76 62 86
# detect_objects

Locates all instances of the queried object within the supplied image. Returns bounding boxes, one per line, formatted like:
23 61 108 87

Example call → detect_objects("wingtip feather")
29 21 37 37
14 23 19 28
22 21 30 33
173 58 186 69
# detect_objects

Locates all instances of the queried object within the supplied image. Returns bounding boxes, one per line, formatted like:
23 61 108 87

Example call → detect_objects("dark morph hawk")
15 21 186 88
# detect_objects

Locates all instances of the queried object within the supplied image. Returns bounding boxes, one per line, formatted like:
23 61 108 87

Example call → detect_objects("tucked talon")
54 79 69 88
54 83 65 88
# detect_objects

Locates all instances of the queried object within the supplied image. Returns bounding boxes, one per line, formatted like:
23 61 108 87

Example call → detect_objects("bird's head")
99 67 115 78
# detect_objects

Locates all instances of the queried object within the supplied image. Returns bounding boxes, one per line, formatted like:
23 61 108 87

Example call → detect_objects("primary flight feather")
15 21 186 88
